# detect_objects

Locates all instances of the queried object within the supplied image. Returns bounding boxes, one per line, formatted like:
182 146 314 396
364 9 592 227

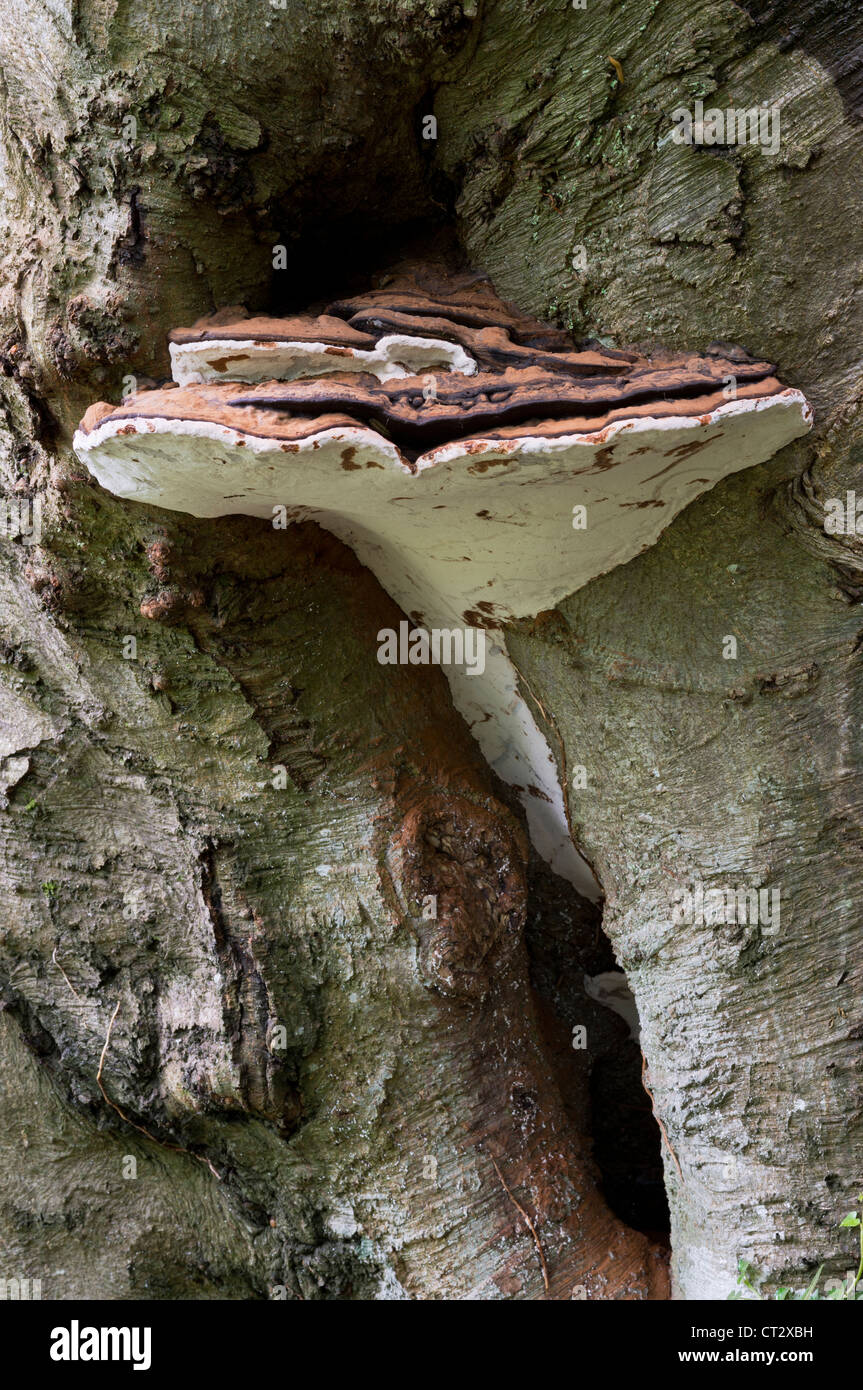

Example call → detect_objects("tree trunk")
1 0 860 1300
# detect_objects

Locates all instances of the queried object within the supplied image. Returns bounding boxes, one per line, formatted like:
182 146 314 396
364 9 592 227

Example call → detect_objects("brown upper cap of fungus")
341 311 639 376
323 264 576 348
170 311 377 349
78 332 788 449
76 382 364 444
74 268 812 900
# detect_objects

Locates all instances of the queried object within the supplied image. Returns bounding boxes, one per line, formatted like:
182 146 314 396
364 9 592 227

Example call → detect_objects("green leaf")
800 1265 823 1300
839 1214 860 1227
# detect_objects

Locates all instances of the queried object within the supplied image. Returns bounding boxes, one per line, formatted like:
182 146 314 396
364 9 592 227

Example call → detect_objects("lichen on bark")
1 0 861 1301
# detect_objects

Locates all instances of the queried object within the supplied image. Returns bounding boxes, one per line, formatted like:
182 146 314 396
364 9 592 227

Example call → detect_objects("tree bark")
437 0 863 1297
1 0 861 1300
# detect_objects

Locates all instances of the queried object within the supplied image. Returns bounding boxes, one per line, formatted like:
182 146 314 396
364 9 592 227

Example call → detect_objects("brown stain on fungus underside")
209 354 251 372
663 433 723 460
463 607 505 629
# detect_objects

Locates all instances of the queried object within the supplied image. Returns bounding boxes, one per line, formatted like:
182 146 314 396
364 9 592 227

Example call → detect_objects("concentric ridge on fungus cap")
74 268 813 895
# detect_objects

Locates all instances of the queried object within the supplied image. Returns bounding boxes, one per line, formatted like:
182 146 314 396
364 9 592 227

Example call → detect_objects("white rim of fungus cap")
169 333 478 386
74 387 813 898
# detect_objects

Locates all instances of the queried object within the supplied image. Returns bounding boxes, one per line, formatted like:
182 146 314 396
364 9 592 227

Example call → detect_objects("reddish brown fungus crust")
82 269 786 464
170 310 377 350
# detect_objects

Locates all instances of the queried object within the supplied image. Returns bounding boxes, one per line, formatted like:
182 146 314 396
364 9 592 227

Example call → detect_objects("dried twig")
641 1052 683 1183
489 1154 550 1292
97 999 221 1180
52 946 80 1000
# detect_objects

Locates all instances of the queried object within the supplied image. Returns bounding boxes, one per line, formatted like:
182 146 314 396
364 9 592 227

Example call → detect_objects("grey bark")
439 0 863 1298
0 0 861 1301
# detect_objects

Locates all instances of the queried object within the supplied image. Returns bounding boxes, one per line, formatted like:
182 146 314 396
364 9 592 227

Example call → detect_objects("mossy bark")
435 0 863 1298
1 0 860 1300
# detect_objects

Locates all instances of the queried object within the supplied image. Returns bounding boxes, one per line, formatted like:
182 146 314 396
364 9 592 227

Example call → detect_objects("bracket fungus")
74 271 812 896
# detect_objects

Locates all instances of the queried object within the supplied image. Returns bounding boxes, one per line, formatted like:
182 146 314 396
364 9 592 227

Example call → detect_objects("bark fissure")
1 0 861 1301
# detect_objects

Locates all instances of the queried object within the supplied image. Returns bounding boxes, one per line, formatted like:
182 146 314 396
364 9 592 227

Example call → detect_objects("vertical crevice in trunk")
524 852 670 1246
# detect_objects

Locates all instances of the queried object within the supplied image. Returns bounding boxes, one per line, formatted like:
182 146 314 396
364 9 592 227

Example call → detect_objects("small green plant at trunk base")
729 1198 863 1299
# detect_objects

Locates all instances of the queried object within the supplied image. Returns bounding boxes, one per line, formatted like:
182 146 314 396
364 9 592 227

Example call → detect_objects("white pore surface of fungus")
170 333 477 386
75 381 811 899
